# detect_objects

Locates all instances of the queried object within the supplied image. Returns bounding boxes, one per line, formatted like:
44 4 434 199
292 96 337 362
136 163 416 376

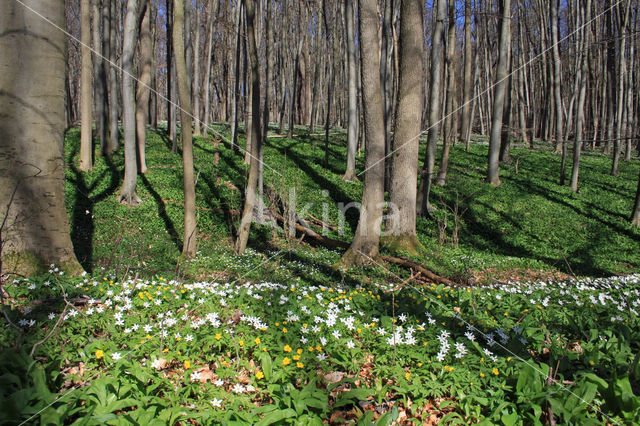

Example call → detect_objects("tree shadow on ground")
67 142 121 273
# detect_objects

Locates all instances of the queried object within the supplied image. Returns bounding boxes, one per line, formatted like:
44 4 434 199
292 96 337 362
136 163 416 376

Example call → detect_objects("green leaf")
259 353 273 381
333 388 374 409
500 411 519 426
255 408 296 426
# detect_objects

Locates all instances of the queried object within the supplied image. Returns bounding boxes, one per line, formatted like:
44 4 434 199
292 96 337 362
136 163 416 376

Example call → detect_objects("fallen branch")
268 208 460 287
380 255 460 287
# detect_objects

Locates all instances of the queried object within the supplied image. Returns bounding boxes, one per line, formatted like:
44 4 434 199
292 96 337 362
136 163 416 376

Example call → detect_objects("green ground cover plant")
1 125 639 424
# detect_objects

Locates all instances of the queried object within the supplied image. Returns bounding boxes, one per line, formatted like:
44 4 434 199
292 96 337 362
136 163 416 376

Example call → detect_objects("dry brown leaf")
153 358 169 371
324 371 345 384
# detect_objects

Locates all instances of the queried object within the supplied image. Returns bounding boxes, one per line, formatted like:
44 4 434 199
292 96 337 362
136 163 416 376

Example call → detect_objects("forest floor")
1 125 639 424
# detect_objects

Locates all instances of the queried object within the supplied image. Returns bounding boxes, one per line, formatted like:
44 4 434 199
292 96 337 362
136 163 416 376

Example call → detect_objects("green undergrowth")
1 270 639 424
63 124 640 283
1 125 639 424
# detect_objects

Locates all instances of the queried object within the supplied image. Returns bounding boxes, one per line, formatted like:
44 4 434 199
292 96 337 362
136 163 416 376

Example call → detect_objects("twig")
30 280 72 357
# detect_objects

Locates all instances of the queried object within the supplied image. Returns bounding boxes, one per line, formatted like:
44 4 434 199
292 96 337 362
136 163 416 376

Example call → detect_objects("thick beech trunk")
386 0 424 255
338 0 386 267
0 0 83 275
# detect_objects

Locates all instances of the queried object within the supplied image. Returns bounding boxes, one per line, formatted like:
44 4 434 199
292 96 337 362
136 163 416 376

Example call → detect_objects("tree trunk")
460 0 474 147
550 0 565 160
235 0 262 254
612 0 631 174
135 0 151 175
166 0 175 145
106 0 120 156
173 0 197 256
343 0 358 182
605 0 616 157
380 0 394 191
149 0 158 129
338 0 386 268
632 171 640 227
288 39 302 139
262 0 272 145
202 0 218 138
487 0 511 187
499 57 513 164
79 0 93 171
624 32 634 162
385 0 424 255
230 0 243 151
0 0 83 276
119 0 142 206
570 0 591 192
92 0 107 155
417 0 445 215
436 0 457 187
193 0 202 136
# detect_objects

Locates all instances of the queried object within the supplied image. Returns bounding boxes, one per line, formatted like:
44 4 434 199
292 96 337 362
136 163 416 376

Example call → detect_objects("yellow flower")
184 360 191 369
405 372 410 380
146 334 152 339
492 368 499 376
282 357 291 366
480 372 485 378
589 360 595 366
293 355 300 361
316 345 322 352
238 340 244 347
254 337 261 345
308 347 314 352
284 345 292 353
255 371 264 380
282 327 287 334
163 348 169 353
215 333 222 340
95 350 104 359
296 362 304 369
296 349 303 355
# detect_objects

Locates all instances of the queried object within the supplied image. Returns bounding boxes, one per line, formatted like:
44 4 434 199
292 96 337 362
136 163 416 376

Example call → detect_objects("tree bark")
106 0 120 156
193 0 202 136
202 0 218 138
417 0 445 215
119 0 142 206
135 0 151 175
460 0 474 148
487 0 511 186
343 0 359 182
0 0 83 276
385 0 424 255
338 0 386 268
612 0 631 175
632 171 640 227
230 0 243 151
92 0 107 155
79 0 93 171
499 57 513 164
173 0 198 256
235 0 262 254
436 0 458 187
550 0 565 165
